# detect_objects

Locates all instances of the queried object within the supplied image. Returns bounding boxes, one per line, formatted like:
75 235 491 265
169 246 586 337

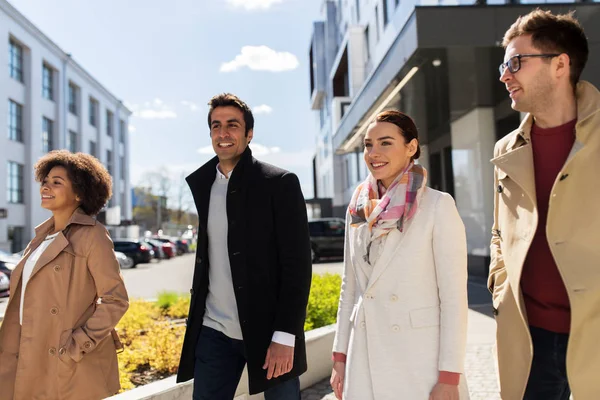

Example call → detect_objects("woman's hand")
330 361 346 399
429 382 459 400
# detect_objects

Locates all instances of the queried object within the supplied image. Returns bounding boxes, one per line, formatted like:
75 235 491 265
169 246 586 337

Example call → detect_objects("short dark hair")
207 93 254 136
503 9 589 88
34 150 112 216
374 110 421 161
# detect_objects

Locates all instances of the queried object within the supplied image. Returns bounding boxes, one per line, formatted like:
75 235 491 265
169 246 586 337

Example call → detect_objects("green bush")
156 291 181 311
304 273 341 331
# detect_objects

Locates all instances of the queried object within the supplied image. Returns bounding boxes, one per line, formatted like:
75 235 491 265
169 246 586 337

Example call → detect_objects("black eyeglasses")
499 53 560 76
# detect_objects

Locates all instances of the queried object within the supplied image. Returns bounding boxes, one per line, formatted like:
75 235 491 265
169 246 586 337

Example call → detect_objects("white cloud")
181 101 200 112
127 99 178 119
197 145 215 155
220 46 299 73
226 0 284 11
196 143 311 170
253 104 273 115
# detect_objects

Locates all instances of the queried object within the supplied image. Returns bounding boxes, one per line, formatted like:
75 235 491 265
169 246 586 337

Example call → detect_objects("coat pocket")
409 306 440 329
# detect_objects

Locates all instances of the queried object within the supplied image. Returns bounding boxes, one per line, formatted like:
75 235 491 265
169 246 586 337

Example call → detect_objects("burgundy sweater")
521 119 576 334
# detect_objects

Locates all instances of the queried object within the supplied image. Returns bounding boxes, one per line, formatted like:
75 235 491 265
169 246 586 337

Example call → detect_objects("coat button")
497 185 503 193
190 288 194 295
50 307 59 315
84 341 92 350
58 347 66 355
196 257 202 264
49 347 56 356
360 321 366 328
233 251 241 256
559 174 569 181
53 265 61 272
392 325 400 332
390 294 398 302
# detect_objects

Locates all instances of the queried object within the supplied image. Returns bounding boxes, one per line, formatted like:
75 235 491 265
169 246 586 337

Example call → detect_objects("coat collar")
186 147 254 230
490 80 600 204
33 207 96 239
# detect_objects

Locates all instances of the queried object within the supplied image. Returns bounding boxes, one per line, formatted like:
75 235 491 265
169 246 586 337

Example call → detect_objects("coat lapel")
491 134 537 206
186 156 219 231
27 233 70 281
365 228 404 292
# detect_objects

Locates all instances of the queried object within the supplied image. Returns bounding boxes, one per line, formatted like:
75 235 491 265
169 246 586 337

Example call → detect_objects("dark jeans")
524 326 571 400
193 326 300 400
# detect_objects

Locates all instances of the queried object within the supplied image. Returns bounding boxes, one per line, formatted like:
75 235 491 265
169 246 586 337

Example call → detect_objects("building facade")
308 0 600 276
0 0 132 253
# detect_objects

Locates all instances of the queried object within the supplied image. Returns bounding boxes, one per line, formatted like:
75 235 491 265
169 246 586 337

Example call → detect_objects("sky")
8 0 323 205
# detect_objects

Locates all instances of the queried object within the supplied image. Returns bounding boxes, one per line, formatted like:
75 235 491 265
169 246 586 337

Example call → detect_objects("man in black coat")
176 93 312 400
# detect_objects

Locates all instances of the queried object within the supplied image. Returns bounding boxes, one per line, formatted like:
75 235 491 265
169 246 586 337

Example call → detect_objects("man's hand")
262 342 294 379
429 382 459 400
330 361 345 399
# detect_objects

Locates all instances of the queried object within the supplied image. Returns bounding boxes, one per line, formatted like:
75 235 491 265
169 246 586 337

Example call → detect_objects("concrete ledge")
107 324 336 400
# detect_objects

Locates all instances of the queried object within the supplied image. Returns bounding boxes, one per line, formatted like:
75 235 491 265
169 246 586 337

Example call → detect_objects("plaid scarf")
348 162 427 245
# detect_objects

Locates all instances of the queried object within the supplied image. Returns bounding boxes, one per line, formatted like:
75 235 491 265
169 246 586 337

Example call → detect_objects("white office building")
0 0 132 253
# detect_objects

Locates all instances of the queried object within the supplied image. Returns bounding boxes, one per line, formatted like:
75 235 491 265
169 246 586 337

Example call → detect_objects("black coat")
176 147 312 394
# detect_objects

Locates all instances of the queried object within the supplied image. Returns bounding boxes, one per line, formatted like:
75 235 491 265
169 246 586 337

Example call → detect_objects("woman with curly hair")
0 150 129 400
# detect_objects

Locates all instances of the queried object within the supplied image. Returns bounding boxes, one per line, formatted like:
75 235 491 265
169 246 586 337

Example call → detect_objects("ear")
247 129 254 143
407 138 418 158
554 53 571 81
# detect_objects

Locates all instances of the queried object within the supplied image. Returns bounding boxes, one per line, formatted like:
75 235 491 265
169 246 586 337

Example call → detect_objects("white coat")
333 188 470 399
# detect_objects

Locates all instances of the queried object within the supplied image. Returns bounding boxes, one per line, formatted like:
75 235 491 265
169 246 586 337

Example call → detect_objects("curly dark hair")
34 150 113 216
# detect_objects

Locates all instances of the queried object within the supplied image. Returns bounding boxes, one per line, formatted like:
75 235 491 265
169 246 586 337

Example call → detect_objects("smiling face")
210 106 253 170
40 166 80 213
500 35 556 115
363 121 418 189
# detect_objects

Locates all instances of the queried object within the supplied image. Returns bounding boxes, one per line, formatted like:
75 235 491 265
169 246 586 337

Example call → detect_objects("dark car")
151 237 177 258
141 238 165 260
308 218 345 263
174 239 190 255
113 240 154 267
0 251 19 278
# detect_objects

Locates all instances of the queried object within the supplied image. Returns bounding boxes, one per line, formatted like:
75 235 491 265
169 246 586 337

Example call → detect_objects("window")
106 149 113 175
375 5 380 42
68 82 78 115
89 140 97 157
119 120 126 144
9 39 23 82
383 0 389 27
42 63 54 100
7 161 24 204
8 100 23 142
42 117 54 153
395 0 399 7
120 155 126 180
356 0 360 21
67 130 77 152
364 25 370 60
8 226 25 253
106 110 114 137
89 97 98 127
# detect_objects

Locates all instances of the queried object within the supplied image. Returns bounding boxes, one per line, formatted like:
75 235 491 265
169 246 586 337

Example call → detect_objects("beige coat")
488 81 600 400
334 188 470 399
0 209 129 400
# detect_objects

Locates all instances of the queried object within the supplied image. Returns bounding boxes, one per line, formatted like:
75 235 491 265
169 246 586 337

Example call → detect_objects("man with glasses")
489 9 600 400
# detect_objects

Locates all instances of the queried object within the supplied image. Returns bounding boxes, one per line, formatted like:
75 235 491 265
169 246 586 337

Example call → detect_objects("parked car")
0 252 19 278
115 251 134 269
0 271 9 297
308 218 345 263
141 238 165 260
173 239 190 255
112 240 154 267
151 237 177 258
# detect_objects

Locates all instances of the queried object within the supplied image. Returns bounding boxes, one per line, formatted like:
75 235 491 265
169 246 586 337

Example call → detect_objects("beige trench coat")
488 81 600 400
0 209 129 400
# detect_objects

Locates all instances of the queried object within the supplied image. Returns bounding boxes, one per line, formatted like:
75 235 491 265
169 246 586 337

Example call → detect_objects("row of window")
7 99 126 148
8 39 124 137
6 152 126 205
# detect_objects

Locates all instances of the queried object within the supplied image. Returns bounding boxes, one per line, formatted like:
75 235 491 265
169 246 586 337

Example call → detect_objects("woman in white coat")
330 110 469 400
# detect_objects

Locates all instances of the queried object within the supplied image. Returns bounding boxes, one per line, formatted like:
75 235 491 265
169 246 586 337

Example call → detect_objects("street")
121 254 344 300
